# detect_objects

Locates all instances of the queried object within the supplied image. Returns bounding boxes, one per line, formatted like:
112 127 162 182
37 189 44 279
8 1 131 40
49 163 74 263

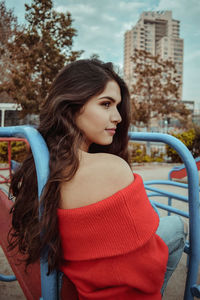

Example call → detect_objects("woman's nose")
111 108 122 124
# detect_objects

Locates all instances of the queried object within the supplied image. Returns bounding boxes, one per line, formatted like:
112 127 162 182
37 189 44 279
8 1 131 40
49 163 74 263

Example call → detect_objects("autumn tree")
0 1 18 84
90 53 100 60
130 49 190 131
0 0 83 116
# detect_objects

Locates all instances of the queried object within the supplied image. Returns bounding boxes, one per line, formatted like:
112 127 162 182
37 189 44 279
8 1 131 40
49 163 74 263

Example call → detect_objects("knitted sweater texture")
57 173 168 300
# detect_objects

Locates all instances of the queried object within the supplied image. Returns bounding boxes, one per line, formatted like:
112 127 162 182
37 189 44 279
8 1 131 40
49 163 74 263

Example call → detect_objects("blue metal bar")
144 185 188 202
145 180 190 217
145 180 191 216
129 132 200 300
148 192 167 198
0 126 58 300
147 192 176 216
167 197 172 216
168 157 200 181
144 180 188 216
145 180 190 189
148 192 174 200
0 274 16 282
150 200 189 218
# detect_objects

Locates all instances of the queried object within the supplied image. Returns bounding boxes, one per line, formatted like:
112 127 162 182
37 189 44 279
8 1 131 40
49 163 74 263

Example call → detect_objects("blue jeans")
156 215 187 295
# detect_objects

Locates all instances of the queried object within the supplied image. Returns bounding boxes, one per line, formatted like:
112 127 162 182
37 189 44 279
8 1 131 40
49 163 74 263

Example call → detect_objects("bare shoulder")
60 153 134 209
94 153 134 186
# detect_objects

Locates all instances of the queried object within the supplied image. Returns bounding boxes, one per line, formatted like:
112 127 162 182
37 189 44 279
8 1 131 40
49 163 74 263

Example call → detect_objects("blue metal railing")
0 126 58 300
129 132 200 299
0 127 199 299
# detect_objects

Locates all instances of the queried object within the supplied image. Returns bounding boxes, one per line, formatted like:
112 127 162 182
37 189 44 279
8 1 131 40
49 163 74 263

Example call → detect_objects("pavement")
0 163 200 299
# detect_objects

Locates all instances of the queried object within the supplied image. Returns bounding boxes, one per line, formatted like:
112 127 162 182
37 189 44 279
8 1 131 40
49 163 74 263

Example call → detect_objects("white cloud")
55 3 96 15
89 25 101 33
102 14 116 22
119 1 146 10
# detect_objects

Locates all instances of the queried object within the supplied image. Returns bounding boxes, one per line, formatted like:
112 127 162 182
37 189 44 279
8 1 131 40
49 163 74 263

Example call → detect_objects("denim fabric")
156 215 187 295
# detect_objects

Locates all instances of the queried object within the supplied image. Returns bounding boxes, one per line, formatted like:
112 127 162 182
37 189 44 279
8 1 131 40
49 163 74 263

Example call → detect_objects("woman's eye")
102 102 111 108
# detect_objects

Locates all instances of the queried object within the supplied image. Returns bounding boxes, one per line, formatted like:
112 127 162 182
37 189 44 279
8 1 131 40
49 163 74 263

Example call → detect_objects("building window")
4 110 21 126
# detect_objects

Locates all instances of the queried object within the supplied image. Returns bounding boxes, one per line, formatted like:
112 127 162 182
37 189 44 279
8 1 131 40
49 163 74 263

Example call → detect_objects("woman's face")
76 80 122 151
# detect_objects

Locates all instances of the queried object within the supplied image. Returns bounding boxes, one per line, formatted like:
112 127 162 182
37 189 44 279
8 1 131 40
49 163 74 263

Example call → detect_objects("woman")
9 59 186 299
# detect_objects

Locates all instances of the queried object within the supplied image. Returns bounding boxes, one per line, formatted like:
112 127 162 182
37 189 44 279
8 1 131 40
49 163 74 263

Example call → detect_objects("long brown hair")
8 59 131 273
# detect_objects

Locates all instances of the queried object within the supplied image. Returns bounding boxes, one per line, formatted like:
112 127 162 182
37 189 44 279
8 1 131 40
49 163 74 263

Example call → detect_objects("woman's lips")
105 129 116 135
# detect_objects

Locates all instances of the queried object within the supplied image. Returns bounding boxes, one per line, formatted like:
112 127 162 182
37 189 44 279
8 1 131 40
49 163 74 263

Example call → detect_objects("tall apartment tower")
124 11 184 98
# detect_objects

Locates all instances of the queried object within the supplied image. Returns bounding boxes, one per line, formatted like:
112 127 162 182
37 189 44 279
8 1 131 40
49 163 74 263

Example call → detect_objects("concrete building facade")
124 11 184 98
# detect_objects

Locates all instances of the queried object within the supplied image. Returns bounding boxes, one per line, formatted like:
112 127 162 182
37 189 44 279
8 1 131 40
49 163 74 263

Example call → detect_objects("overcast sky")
5 0 200 108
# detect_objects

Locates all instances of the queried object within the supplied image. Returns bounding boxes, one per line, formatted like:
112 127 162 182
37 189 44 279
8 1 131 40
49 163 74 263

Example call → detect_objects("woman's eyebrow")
98 96 121 104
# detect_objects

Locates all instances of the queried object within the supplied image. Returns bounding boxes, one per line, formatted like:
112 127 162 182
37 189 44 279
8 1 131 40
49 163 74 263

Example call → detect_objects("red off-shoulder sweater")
57 173 168 300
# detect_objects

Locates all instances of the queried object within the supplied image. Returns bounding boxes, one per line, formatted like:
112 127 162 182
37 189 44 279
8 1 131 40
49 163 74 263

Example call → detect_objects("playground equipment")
0 137 28 184
168 157 200 181
0 126 199 299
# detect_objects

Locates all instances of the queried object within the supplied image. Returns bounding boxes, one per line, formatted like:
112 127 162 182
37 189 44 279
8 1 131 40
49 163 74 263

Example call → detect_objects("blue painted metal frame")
168 156 200 181
0 127 199 299
129 132 200 299
0 126 58 300
0 274 16 281
167 158 200 215
145 180 190 216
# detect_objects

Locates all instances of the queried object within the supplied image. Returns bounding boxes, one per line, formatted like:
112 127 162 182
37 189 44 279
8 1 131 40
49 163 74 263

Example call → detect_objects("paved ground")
0 163 199 299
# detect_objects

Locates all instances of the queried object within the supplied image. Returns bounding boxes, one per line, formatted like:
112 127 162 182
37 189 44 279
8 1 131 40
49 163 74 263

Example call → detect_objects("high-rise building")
124 11 184 98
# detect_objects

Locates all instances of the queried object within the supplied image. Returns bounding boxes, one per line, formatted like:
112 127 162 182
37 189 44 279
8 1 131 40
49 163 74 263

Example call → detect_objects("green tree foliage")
0 141 28 163
0 0 83 116
130 49 190 130
0 1 18 84
129 141 164 163
191 125 200 158
166 128 200 162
